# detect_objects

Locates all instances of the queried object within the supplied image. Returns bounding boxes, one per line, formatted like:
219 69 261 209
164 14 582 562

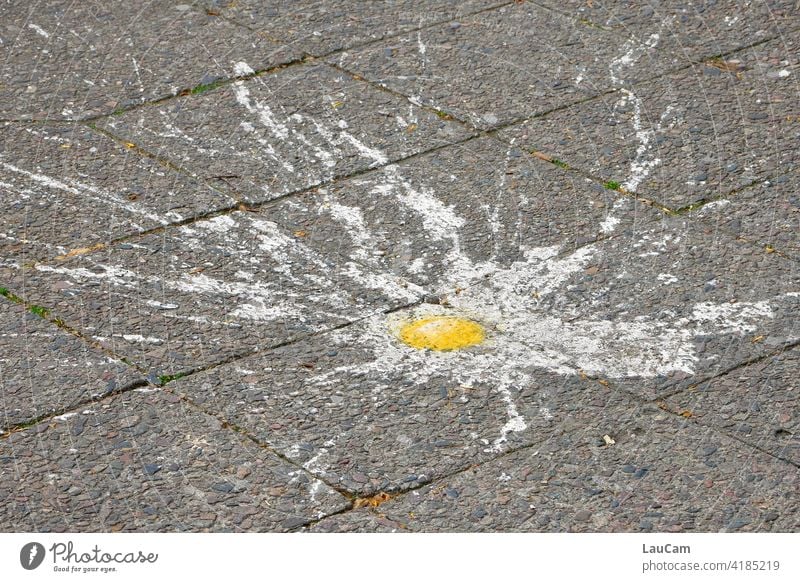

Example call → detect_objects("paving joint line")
25 23 779 270
656 397 800 471
159 382 360 506
0 286 147 374
33 130 486 266
327 33 781 216
309 389 654 526
652 338 800 403
6 1 516 127
83 121 245 203
715 428 800 470
151 297 424 388
0 378 150 438
312 380 800 528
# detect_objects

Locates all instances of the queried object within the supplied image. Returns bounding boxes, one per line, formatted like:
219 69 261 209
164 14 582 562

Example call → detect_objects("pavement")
0 0 798 533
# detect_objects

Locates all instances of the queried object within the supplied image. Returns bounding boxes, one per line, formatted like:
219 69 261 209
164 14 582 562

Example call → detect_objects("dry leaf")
353 492 391 509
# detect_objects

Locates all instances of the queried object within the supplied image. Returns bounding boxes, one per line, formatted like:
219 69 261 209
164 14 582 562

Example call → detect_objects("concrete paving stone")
0 300 140 432
665 346 799 464
335 409 799 531
439 208 799 399
308 508 405 532
256 136 662 293
0 123 237 264
0 0 299 120
535 0 798 57
1 206 425 376
207 0 504 56
99 63 473 204
689 175 800 260
329 2 709 130
0 390 348 531
500 34 800 208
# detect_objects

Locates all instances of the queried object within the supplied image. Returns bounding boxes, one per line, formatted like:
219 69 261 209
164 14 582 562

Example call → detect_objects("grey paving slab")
308 508 404 532
0 299 140 432
0 389 348 532
329 2 703 130
314 409 799 532
1 206 424 376
98 63 473 204
689 175 800 260
535 0 798 56
256 136 661 293
500 35 800 208
0 123 236 264
207 0 504 56
0 0 298 120
665 346 800 464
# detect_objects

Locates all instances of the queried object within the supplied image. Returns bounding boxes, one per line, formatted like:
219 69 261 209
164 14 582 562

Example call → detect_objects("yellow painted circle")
398 316 485 351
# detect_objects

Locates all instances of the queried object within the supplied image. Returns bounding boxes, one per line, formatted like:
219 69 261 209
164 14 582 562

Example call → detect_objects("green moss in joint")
188 79 226 96
158 372 188 385
28 305 50 318
603 180 621 191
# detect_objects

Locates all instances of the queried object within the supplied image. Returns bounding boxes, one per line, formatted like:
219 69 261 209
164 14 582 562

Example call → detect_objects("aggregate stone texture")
1 207 423 376
535 0 798 57
0 300 140 431
207 0 504 56
431 205 799 400
99 63 473 204
0 0 298 120
0 390 348 531
665 346 800 465
500 35 800 208
313 409 799 532
254 136 662 293
329 2 710 130
308 508 404 532
0 123 236 264
168 333 640 496
689 175 800 260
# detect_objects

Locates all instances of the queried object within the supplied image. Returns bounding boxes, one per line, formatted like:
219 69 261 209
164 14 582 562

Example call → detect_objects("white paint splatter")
146 300 179 310
233 82 290 139
233 61 255 76
53 412 77 421
599 215 621 234
28 23 50 38
339 132 388 167
131 57 145 93
121 334 164 345
0 161 169 225
657 273 679 284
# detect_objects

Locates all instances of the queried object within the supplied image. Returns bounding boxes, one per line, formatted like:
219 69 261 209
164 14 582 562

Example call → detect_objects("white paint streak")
233 82 289 139
339 132 388 166
121 334 164 345
28 23 50 38
233 61 255 76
